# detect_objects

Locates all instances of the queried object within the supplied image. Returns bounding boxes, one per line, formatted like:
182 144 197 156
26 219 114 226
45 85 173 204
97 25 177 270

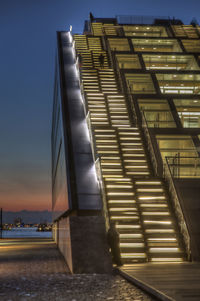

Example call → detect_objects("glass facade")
53 16 200 265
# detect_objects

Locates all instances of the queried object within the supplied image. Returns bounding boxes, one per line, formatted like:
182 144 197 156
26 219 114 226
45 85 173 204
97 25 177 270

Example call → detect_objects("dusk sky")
1 0 200 211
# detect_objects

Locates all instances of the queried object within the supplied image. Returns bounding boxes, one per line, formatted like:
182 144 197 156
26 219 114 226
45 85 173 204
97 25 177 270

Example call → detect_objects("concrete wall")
174 179 200 261
55 215 112 274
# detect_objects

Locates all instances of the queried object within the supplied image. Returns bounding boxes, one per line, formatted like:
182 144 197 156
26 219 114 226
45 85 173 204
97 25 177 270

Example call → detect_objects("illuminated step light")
126 172 150 175
101 157 121 160
105 178 132 181
98 151 119 154
106 185 133 188
147 238 177 241
120 253 146 258
116 225 141 229
119 234 143 238
101 163 121 166
120 243 144 248
150 258 183 262
123 154 145 157
120 137 141 141
145 229 174 233
140 204 168 208
144 221 172 225
122 148 144 151
136 181 162 185
96 146 119 149
103 174 124 178
109 208 137 212
142 212 170 216
125 166 148 169
108 200 136 204
119 132 139 135
96 139 117 143
149 248 179 253
124 160 147 164
110 216 139 220
94 129 115 132
139 196 166 200
107 192 134 196
95 135 116 138
137 189 164 192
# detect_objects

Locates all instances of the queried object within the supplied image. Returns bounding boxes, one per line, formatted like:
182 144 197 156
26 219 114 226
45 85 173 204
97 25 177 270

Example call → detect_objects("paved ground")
0 238 155 301
120 263 200 301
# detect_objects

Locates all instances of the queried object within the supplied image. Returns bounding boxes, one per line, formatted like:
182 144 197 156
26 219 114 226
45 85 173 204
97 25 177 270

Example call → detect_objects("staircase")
74 33 186 264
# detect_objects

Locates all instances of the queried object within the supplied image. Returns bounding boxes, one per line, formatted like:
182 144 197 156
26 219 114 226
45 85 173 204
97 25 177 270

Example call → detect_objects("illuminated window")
125 74 155 94
182 39 200 52
156 134 198 160
174 99 200 128
103 24 118 36
108 38 130 51
123 25 168 37
116 54 141 69
156 74 200 94
157 135 199 178
138 99 176 128
172 25 198 38
132 39 182 52
143 54 199 70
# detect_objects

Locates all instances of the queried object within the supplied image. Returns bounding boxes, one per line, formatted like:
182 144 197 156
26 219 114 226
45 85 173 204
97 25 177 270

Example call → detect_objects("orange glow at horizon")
0 192 52 211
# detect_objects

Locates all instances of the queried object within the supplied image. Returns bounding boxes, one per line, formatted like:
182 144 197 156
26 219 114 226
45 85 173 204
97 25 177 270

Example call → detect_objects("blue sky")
0 0 200 210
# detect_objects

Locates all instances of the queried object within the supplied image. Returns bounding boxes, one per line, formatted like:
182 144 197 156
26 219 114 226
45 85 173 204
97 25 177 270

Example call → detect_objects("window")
156 74 200 94
143 54 199 70
172 25 198 38
125 74 155 94
132 39 182 52
182 39 200 52
138 99 176 128
174 99 200 128
156 134 198 161
123 25 168 37
108 38 130 51
116 54 141 69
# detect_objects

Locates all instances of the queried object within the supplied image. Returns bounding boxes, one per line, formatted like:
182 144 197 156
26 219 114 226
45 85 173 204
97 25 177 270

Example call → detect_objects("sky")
0 0 200 211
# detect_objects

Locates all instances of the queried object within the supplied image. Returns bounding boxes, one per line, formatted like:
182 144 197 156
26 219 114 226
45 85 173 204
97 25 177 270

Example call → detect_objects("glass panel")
156 74 200 94
132 39 182 52
103 24 118 36
174 99 200 128
108 38 130 51
125 74 155 94
172 25 198 38
156 135 198 162
182 39 200 52
116 54 141 69
166 156 200 178
123 25 168 37
138 99 176 128
143 54 199 70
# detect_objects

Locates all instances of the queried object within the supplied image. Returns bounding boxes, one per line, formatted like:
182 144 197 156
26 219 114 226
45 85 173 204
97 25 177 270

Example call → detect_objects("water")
2 227 52 238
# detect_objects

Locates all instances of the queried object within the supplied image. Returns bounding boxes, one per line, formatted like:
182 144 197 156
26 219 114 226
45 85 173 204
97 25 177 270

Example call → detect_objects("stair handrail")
141 111 158 175
95 156 110 232
164 156 191 260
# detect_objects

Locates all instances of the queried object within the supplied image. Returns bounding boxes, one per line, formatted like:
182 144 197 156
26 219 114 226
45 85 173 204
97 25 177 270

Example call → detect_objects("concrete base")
55 215 112 274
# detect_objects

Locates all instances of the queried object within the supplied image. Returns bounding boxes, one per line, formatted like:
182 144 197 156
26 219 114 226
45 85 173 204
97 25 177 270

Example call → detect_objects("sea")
2 227 52 238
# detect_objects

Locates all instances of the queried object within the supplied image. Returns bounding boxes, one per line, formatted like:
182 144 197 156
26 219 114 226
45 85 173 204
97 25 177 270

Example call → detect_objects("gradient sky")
0 0 200 211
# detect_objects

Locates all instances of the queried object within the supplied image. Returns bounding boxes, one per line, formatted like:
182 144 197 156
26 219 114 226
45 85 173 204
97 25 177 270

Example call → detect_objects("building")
52 15 200 273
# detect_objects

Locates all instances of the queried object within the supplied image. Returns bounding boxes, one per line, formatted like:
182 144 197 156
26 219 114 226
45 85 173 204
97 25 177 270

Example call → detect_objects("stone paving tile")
0 238 156 301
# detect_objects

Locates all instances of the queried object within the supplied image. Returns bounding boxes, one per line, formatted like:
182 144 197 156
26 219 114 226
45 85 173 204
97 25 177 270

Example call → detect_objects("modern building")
52 15 200 273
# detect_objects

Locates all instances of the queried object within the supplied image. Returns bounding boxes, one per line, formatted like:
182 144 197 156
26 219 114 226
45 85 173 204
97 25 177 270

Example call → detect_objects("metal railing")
165 156 200 178
141 111 158 175
164 157 191 260
95 157 110 232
